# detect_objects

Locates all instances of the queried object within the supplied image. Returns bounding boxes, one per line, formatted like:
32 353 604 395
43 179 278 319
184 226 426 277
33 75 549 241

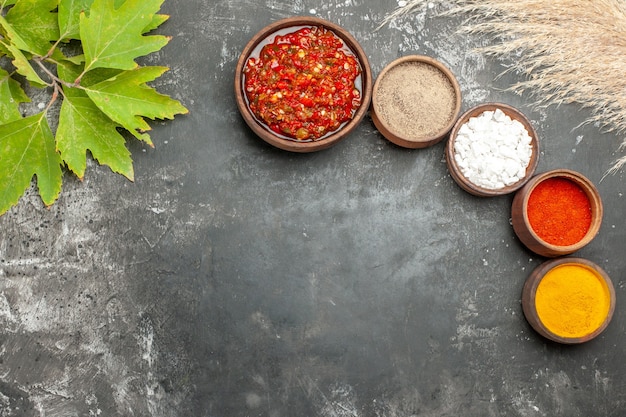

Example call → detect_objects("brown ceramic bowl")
522 257 615 344
445 103 539 196
370 55 462 148
511 169 603 257
234 17 372 152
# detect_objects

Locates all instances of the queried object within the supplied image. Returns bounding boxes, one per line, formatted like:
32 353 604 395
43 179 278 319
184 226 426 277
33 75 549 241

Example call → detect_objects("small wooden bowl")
234 17 372 152
370 55 462 148
445 103 539 196
522 258 615 344
511 169 603 257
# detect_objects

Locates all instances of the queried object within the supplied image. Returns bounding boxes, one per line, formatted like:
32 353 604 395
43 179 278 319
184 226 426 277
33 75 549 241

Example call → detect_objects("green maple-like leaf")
0 112 63 215
57 62 133 179
0 68 30 124
84 66 188 144
0 0 187 215
0 39 47 87
143 14 169 34
50 48 85 66
0 41 9 57
57 0 163 40
57 95 134 180
80 0 170 72
58 0 93 40
57 57 122 92
1 0 59 56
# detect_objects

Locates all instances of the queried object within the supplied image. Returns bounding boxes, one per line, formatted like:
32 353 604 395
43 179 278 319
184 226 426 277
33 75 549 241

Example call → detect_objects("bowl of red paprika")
511 169 603 257
234 17 373 152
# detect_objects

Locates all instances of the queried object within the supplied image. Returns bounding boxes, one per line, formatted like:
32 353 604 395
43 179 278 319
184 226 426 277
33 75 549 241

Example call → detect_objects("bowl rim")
517 168 604 252
521 257 616 344
234 16 373 152
370 54 462 149
445 102 540 196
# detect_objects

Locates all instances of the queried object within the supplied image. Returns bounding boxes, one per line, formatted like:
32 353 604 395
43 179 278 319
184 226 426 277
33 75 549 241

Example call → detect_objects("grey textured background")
1 0 625 416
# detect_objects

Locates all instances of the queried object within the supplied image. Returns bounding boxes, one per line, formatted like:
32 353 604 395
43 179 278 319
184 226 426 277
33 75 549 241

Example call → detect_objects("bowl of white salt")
371 55 462 148
445 103 539 197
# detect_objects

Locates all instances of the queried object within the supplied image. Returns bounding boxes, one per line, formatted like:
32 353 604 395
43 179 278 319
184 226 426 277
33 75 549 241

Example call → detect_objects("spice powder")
527 177 592 246
374 62 457 139
535 264 611 338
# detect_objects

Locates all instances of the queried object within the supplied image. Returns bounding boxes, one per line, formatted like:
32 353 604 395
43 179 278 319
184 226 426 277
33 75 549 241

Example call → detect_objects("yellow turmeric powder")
535 263 611 338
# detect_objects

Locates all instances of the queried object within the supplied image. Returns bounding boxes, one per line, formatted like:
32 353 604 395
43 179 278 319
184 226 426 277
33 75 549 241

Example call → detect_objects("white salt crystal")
499 146 517 160
452 109 533 190
458 124 472 136
493 108 507 122
504 159 521 176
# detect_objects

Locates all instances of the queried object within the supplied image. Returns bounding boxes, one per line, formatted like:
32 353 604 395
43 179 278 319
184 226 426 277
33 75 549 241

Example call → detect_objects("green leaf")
80 0 170 72
58 0 93 40
50 48 85 65
110 0 170 33
143 14 169 33
57 95 133 180
58 59 122 88
0 0 186 215
2 0 59 56
0 39 47 87
0 42 9 57
0 15 32 54
57 62 134 179
0 112 63 215
84 66 188 144
0 67 30 124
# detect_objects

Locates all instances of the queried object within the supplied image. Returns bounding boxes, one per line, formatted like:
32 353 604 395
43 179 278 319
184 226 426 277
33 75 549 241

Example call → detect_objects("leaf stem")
74 66 91 86
44 38 63 61
32 57 82 111
32 58 55 87
46 82 60 110
33 57 80 89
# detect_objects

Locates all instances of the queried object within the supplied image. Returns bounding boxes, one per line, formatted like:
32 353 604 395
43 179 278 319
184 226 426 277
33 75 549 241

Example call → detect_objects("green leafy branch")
0 0 188 215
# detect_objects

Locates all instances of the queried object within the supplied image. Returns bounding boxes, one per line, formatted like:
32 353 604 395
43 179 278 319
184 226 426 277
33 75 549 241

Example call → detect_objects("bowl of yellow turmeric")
522 258 615 344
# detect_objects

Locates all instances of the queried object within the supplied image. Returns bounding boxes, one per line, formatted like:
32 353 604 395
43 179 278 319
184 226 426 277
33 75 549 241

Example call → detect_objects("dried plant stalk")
382 0 626 172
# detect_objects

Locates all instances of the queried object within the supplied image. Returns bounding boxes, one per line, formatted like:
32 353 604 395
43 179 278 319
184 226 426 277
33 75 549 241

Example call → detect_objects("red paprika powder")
526 177 592 246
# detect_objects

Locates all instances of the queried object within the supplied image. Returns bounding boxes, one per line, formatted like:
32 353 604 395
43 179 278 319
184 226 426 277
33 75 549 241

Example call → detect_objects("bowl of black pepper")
370 55 462 148
234 17 373 152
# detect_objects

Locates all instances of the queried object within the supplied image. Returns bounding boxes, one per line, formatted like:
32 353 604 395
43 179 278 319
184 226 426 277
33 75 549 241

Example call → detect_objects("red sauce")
244 26 362 141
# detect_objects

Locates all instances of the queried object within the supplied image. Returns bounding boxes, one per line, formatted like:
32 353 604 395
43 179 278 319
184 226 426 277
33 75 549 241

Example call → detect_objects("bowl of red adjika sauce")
511 169 603 257
371 55 462 149
234 17 372 152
